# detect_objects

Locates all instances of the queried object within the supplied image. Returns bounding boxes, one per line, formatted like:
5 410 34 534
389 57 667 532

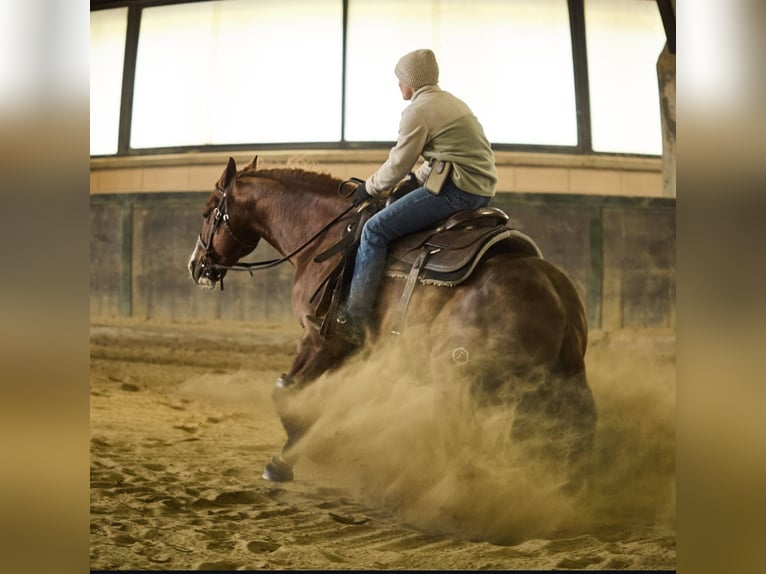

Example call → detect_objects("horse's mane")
242 167 342 196
203 164 346 216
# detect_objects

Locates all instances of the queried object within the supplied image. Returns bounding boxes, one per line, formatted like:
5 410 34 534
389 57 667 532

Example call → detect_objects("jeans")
344 177 491 323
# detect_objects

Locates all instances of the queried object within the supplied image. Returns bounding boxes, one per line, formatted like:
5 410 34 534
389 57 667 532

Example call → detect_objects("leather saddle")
383 207 542 334
385 207 542 287
310 206 542 336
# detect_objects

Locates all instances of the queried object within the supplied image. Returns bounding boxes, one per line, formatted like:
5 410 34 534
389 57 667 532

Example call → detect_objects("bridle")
196 177 367 290
196 180 257 289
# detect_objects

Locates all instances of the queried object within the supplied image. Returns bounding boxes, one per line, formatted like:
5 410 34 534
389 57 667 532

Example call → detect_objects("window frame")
90 0 665 159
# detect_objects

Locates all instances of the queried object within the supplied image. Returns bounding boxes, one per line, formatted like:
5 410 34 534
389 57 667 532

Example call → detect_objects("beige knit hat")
394 49 439 90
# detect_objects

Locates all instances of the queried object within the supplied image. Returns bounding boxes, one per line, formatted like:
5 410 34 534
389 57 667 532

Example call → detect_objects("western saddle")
310 206 542 337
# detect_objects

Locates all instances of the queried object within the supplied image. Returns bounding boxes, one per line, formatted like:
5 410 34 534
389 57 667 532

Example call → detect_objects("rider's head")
395 48 439 99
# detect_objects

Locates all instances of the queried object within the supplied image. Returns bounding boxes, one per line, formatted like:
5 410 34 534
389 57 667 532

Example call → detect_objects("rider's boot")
304 312 364 347
334 311 364 346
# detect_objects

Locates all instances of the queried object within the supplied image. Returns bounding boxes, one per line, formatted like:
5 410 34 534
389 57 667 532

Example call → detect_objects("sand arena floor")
90 318 675 571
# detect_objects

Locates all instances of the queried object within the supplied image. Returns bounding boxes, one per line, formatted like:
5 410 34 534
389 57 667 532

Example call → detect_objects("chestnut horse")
188 156 596 484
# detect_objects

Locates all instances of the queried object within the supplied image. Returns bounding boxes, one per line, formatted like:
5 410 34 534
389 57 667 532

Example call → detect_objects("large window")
585 0 667 154
345 0 577 146
90 7 128 156
131 0 342 148
89 0 669 156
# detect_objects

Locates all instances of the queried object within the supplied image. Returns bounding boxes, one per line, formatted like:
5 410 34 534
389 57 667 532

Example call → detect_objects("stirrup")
334 314 364 346
335 311 349 325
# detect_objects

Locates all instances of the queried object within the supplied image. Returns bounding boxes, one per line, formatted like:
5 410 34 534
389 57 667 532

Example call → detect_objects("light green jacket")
367 85 497 198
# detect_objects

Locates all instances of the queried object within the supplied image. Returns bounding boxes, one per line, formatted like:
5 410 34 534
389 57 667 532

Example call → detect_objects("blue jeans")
345 178 491 323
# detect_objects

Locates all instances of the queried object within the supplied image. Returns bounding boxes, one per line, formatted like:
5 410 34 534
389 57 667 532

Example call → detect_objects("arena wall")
90 151 675 330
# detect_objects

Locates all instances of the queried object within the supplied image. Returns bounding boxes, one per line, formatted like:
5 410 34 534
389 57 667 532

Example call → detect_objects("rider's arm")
366 107 429 197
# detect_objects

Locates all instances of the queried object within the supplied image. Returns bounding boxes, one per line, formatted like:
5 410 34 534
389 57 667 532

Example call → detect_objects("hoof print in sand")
329 512 370 525
247 539 281 553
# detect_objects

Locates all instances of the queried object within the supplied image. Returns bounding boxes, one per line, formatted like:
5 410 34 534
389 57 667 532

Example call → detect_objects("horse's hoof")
275 373 294 389
262 456 294 482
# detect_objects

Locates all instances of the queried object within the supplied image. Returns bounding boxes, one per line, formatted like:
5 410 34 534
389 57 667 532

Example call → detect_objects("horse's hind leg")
511 369 596 487
426 299 595 485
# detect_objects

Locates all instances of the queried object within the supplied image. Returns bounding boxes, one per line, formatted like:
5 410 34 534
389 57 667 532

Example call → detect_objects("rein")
203 177 368 275
209 204 357 273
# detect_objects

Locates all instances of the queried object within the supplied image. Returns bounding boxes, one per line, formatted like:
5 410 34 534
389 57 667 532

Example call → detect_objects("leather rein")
197 178 365 289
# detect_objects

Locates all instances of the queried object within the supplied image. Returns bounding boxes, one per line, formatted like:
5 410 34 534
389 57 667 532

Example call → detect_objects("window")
345 0 577 146
585 0 666 154
90 7 128 156
130 0 342 149
89 0 669 157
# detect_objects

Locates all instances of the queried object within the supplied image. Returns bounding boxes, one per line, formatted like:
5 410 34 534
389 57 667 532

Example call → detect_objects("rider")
312 48 497 345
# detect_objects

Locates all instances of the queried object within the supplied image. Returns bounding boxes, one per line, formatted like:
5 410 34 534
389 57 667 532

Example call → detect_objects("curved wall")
90 151 675 330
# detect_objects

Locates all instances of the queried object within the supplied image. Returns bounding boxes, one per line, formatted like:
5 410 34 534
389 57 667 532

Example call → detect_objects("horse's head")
188 156 261 289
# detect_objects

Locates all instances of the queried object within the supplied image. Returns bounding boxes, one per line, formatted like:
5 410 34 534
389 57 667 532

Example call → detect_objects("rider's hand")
352 181 372 206
396 172 420 196
387 172 420 205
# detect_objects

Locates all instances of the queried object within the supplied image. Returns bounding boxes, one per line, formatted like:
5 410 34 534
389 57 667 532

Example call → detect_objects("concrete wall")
90 185 675 331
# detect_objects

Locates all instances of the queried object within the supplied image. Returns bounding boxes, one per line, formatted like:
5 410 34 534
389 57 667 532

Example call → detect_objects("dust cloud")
89 320 675 569
283 329 676 545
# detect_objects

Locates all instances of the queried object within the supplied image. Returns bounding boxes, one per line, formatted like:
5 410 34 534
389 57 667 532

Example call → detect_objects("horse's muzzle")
188 250 218 289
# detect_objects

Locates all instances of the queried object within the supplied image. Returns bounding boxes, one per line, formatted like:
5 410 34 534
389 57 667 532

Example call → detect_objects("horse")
188 156 596 486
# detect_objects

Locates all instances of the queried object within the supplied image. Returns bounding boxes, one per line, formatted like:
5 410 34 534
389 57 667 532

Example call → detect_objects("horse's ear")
217 157 238 190
226 157 237 182
243 155 258 172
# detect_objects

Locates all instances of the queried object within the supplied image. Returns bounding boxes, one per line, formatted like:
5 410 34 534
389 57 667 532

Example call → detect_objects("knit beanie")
394 49 439 90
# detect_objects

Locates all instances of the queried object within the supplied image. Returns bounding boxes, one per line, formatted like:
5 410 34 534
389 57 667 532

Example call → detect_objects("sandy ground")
90 318 676 571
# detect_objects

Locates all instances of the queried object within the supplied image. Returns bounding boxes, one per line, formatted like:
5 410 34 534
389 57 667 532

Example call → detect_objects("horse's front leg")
263 329 348 482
